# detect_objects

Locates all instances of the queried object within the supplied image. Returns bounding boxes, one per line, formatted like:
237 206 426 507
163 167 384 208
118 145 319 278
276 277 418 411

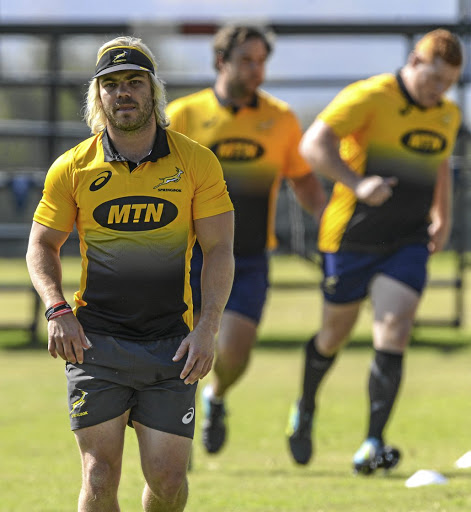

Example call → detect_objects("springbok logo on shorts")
182 407 195 425
70 389 89 418
323 275 339 295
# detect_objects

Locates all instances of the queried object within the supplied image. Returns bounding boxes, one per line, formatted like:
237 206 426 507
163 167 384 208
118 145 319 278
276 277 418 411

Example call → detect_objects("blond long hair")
84 36 169 134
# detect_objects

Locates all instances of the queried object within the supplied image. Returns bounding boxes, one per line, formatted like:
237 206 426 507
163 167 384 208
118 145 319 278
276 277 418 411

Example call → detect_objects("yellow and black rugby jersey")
317 73 461 253
34 127 233 340
167 88 311 256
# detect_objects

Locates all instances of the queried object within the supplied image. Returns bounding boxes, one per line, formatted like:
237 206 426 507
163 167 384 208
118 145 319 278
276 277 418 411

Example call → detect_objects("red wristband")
47 308 73 321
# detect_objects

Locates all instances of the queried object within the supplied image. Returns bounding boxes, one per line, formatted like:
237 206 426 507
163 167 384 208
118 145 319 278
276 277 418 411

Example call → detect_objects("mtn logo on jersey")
93 196 178 231
210 138 264 161
401 130 447 154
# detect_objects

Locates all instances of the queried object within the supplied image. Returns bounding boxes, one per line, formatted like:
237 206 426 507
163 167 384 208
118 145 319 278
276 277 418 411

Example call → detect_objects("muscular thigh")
75 413 129 467
370 244 428 351
370 274 421 352
134 422 192 478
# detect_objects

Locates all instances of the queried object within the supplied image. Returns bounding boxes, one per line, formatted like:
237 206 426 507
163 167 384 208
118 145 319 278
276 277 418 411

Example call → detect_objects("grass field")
1 253 471 511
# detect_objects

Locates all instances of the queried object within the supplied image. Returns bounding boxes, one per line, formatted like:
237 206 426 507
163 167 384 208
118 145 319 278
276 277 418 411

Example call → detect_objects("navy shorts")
66 332 197 438
321 244 429 304
191 243 269 324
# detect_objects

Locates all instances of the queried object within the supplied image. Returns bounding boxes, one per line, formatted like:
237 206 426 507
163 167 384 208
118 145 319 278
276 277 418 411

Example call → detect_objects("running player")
286 29 463 474
167 24 326 454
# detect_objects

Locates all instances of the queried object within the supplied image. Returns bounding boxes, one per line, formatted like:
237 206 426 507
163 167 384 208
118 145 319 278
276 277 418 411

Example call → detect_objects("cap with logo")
94 45 155 79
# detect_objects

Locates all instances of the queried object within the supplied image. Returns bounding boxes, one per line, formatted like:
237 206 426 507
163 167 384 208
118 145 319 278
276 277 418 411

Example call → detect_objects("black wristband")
45 302 72 321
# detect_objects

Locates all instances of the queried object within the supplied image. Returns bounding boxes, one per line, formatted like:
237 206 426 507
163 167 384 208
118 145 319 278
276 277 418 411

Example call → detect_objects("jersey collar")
102 126 170 165
213 88 259 113
396 70 443 112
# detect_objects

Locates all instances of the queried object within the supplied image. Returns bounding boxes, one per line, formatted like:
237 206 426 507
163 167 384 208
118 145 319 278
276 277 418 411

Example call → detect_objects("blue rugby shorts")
190 242 269 324
321 244 430 304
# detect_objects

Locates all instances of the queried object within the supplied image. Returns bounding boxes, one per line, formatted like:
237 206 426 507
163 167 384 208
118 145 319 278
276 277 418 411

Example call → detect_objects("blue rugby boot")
201 385 227 454
286 400 314 465
353 437 401 475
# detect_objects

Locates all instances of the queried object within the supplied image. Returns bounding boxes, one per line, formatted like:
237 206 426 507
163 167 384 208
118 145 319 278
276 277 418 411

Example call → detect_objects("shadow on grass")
257 332 471 353
0 330 46 351
200 464 471 483
1 330 470 354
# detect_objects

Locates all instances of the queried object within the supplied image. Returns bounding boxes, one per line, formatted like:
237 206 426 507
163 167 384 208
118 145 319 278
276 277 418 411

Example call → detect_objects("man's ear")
215 52 226 72
408 51 421 68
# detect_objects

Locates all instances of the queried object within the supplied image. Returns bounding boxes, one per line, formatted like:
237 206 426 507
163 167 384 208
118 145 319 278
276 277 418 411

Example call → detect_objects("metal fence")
1 21 471 342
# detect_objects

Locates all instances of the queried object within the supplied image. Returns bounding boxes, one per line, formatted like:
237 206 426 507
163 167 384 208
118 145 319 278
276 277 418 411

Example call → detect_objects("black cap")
94 46 155 79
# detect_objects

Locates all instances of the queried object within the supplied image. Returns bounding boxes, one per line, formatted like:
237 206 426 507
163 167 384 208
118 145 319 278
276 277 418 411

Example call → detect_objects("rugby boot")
353 437 401 475
201 385 227 454
286 400 314 465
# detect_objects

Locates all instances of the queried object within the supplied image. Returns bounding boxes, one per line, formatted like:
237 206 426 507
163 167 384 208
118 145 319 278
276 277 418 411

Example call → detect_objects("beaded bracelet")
45 301 73 321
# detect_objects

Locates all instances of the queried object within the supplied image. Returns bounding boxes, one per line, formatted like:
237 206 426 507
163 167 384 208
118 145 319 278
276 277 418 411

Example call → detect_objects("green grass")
1 253 471 511
2 251 470 347
1 346 471 511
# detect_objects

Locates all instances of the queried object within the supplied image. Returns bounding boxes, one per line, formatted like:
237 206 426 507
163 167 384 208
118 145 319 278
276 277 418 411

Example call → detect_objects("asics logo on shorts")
182 407 195 424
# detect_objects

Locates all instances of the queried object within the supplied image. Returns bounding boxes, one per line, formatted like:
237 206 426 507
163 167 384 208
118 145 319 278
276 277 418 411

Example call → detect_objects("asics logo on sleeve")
182 407 195 424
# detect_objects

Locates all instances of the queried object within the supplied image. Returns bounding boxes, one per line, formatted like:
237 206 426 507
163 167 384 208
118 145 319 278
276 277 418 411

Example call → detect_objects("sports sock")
367 349 403 441
299 335 336 415
203 385 224 404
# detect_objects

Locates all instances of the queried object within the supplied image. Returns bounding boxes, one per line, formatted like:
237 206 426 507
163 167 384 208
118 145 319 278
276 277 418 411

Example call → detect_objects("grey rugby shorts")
65 332 197 438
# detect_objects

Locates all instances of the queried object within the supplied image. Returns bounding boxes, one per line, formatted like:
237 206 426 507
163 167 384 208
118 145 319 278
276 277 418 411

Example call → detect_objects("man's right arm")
299 119 396 207
26 221 89 363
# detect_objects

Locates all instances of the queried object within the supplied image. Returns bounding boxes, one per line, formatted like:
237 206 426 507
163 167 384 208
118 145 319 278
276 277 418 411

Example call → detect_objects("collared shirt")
167 87 311 256
317 72 461 253
33 126 233 340
102 126 170 170
213 88 259 113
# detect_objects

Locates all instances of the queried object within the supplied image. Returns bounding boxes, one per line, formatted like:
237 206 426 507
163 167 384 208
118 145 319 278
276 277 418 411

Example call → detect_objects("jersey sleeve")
318 80 377 138
282 110 312 179
192 143 234 220
166 99 188 135
33 151 77 232
443 104 462 160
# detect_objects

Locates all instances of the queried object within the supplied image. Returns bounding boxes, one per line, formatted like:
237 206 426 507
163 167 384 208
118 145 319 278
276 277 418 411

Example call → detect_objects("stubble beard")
228 78 259 100
104 95 155 133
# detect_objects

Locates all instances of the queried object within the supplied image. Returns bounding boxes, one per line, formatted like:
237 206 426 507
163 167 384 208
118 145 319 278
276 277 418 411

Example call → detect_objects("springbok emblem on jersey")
154 167 184 189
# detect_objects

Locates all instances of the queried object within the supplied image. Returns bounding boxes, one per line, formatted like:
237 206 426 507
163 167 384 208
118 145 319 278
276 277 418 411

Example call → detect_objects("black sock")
299 335 336 415
367 349 404 441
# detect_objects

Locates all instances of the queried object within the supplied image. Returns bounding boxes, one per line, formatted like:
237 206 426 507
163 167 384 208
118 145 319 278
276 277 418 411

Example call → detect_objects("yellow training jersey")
34 127 233 340
167 88 311 256
317 73 461 253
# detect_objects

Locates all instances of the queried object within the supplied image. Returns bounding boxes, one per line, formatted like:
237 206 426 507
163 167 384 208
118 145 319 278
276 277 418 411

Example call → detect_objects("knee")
377 312 413 349
316 328 345 356
146 466 188 503
82 457 121 494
